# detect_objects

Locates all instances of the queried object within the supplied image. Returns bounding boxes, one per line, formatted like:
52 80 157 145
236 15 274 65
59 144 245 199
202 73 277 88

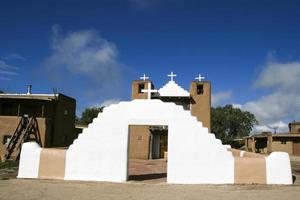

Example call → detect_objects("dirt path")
0 179 300 200
0 157 300 200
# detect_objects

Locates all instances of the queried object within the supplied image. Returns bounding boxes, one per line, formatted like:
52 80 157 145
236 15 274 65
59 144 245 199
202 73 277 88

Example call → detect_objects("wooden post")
252 137 256 153
245 138 248 151
17 104 21 116
149 133 153 160
267 135 273 154
41 104 45 117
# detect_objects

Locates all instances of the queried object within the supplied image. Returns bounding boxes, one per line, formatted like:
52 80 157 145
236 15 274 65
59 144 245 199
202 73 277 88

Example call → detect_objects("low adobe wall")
18 143 293 184
228 148 266 184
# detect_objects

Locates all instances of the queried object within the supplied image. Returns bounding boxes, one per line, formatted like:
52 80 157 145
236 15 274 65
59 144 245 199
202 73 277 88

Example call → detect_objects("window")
281 140 286 144
64 109 69 116
2 135 11 145
137 135 143 140
197 84 204 95
138 83 145 94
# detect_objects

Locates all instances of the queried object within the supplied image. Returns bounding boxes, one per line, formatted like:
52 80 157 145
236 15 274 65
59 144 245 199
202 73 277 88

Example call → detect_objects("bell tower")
189 74 211 131
131 74 152 100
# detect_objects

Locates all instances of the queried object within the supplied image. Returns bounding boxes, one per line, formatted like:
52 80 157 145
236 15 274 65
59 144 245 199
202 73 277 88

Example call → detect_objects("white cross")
167 71 177 81
142 82 157 100
195 74 205 82
140 74 149 81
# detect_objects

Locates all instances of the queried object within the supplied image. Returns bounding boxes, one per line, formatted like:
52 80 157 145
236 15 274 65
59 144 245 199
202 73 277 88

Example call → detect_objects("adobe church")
17 72 292 184
129 72 211 159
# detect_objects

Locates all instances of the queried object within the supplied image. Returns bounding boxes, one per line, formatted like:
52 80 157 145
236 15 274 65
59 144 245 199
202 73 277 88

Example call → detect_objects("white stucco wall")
17 142 41 179
64 100 235 183
266 152 293 184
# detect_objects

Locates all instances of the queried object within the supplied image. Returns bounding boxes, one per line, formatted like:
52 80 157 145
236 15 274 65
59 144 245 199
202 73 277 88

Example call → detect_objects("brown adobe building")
0 91 77 160
129 75 211 160
244 121 300 156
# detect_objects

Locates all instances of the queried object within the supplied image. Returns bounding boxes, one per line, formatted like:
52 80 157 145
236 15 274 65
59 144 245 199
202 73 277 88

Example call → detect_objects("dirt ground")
0 157 300 200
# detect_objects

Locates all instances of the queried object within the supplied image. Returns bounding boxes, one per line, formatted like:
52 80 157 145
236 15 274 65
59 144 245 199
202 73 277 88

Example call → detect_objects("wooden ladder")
5 116 42 161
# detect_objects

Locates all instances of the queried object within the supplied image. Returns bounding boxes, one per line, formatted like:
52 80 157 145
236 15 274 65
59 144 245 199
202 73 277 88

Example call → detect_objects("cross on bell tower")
167 72 177 81
142 82 157 100
140 74 149 81
195 74 205 82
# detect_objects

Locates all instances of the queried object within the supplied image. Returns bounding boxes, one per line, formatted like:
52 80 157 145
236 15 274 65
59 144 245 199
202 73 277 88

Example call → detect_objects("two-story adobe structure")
0 88 77 160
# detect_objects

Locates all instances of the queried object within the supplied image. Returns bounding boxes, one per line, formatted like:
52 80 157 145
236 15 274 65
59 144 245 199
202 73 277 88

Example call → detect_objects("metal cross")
195 74 205 82
140 74 149 81
142 82 158 100
167 71 177 81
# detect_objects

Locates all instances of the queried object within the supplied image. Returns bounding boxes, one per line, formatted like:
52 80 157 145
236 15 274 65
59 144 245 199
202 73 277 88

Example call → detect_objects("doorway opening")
127 125 168 182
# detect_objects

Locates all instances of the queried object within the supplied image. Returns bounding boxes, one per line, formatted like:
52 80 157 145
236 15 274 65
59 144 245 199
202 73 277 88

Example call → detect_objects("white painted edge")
17 142 41 179
266 152 293 184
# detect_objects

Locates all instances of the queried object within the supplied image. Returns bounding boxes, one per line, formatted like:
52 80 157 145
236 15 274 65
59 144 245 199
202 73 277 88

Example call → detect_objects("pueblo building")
0 86 77 161
244 121 300 156
129 72 211 159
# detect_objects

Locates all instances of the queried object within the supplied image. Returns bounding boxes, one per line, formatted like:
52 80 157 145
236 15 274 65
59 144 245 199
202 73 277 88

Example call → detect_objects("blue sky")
1 0 300 132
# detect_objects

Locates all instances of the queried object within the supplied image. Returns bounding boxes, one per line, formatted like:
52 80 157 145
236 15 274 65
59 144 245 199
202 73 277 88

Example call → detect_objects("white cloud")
212 91 232 106
239 60 300 134
93 99 121 108
242 92 300 124
232 104 242 109
254 61 300 90
3 53 25 61
0 60 18 80
252 121 288 135
45 25 121 85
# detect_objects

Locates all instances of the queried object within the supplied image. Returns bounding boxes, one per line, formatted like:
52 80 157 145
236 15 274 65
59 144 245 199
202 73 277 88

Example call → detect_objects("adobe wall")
293 140 300 156
290 123 300 133
0 116 51 160
272 139 293 155
129 125 150 159
52 94 77 147
245 138 253 152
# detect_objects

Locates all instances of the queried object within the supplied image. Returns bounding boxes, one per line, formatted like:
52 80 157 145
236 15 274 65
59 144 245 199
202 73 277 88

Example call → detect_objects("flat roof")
0 93 58 101
289 121 300 125
245 133 300 138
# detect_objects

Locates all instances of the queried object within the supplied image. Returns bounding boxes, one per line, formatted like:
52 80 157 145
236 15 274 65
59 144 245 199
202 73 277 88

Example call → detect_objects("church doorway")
127 125 168 182
149 126 168 159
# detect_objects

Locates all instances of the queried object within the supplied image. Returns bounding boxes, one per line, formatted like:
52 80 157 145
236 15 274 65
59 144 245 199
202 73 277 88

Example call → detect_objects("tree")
0 90 3 93
78 107 104 125
211 105 258 144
